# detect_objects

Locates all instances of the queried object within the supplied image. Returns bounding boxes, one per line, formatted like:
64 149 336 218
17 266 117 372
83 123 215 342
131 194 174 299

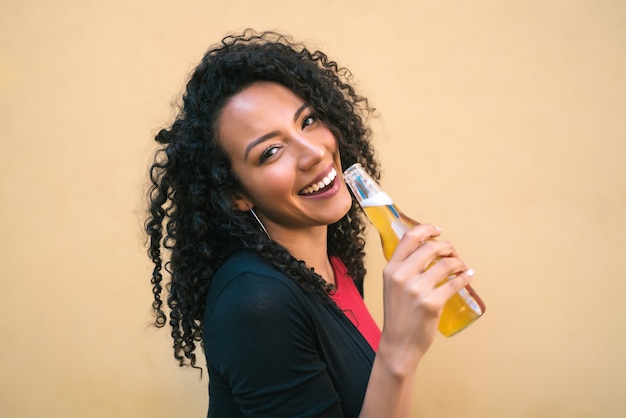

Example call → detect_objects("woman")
146 30 475 417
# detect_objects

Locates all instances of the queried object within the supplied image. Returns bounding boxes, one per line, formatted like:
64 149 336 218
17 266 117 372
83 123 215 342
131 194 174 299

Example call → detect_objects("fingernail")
435 226 442 232
466 268 475 277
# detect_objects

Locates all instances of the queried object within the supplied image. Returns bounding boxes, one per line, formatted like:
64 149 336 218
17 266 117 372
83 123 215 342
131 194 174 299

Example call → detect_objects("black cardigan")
203 251 375 417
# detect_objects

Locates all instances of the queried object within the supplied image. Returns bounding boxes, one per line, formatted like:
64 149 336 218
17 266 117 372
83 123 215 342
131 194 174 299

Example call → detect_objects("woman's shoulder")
211 251 296 291
205 251 305 319
215 251 283 276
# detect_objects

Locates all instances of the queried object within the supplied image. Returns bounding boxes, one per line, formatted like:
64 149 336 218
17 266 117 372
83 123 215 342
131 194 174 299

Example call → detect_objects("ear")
231 192 253 212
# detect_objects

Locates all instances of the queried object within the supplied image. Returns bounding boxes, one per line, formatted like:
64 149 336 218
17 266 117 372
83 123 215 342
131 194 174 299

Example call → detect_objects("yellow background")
1 1 625 417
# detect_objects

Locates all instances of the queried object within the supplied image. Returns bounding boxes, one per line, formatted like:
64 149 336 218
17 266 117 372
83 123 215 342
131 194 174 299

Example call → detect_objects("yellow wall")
1 1 625 417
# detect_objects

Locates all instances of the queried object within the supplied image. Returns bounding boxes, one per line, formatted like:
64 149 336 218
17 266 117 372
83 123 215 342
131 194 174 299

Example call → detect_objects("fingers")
388 224 445 262
420 263 475 298
405 255 470 298
420 254 467 285
385 223 474 301
390 228 460 282
385 240 457 293
436 268 476 298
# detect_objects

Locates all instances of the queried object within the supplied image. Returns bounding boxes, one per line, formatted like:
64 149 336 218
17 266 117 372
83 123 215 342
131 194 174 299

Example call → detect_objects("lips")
299 167 338 196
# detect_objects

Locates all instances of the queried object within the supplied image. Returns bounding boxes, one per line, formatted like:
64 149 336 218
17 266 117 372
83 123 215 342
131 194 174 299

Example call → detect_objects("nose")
295 135 325 171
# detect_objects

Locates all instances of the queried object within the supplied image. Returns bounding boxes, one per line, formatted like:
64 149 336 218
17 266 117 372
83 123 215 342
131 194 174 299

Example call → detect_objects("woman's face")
217 81 353 238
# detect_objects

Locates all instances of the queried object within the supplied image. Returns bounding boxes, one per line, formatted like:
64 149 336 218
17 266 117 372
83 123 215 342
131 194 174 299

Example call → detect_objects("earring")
249 208 271 240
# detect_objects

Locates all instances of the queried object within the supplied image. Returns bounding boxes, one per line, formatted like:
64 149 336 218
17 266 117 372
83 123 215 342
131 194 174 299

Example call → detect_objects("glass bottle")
343 163 485 336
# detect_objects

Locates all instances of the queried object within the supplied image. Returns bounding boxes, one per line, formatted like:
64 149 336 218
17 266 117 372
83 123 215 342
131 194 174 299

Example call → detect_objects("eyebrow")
243 103 310 161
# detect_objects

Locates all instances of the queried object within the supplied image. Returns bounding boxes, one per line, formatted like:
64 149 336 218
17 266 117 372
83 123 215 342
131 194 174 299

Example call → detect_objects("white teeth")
301 167 337 195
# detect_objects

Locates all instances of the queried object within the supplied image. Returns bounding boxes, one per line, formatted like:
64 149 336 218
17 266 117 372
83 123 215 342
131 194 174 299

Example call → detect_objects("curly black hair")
146 29 381 371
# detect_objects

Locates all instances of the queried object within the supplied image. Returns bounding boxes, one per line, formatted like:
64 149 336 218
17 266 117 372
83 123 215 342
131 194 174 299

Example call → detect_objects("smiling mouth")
299 167 338 196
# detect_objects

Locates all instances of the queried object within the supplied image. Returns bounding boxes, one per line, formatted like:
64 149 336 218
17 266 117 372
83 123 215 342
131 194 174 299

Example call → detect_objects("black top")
203 251 375 418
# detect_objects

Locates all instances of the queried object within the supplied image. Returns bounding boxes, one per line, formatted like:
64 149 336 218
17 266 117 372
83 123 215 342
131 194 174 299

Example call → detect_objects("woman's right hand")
377 224 475 376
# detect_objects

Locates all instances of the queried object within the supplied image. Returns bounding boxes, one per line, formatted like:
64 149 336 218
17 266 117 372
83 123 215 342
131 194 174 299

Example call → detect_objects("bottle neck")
343 163 394 206
359 191 394 208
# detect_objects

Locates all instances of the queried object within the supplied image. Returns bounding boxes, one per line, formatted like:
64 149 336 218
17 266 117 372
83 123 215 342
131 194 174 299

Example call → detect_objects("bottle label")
391 219 411 238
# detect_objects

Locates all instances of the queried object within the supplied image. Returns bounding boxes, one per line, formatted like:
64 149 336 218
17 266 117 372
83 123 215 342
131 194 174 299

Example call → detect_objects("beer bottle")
343 163 485 336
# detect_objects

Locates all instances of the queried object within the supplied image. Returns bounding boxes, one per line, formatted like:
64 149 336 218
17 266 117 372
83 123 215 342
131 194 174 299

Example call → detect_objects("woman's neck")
269 225 335 285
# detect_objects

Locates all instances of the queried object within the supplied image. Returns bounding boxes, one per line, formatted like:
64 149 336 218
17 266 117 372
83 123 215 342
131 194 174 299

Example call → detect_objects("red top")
329 257 381 352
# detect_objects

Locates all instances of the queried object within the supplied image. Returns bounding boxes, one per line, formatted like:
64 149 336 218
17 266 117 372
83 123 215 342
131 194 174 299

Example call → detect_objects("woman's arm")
359 224 475 417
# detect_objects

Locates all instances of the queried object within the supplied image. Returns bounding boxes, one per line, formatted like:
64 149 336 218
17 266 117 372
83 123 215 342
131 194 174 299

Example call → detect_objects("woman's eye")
302 114 317 129
259 145 280 163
